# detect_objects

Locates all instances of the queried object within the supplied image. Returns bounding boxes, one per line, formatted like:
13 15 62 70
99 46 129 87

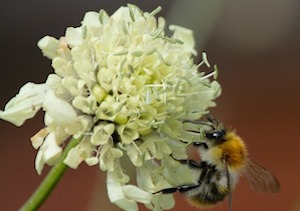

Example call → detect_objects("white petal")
61 76 85 96
42 132 62 165
45 74 62 88
82 11 101 27
77 115 94 132
0 82 49 126
122 185 152 204
63 148 82 169
34 132 62 175
42 91 78 126
43 112 54 127
72 95 94 114
126 144 142 167
35 150 45 175
107 171 138 211
100 146 123 171
169 25 196 55
65 27 83 46
64 136 94 168
137 165 156 191
66 115 94 137
91 122 115 146
85 157 99 166
112 5 142 23
151 194 175 211
37 36 60 59
30 128 49 149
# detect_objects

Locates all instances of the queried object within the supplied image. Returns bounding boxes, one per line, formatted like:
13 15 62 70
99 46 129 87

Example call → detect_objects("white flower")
0 4 221 211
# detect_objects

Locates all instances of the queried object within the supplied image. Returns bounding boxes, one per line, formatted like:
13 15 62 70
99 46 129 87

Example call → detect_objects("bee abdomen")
187 184 228 208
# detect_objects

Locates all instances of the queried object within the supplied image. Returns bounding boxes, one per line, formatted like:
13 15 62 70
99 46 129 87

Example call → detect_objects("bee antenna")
205 114 220 126
182 118 215 130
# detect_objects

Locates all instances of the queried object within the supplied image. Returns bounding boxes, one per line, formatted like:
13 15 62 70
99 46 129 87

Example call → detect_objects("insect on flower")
154 115 280 211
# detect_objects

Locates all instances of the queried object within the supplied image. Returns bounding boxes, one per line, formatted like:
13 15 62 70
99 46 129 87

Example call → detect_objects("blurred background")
1 0 300 210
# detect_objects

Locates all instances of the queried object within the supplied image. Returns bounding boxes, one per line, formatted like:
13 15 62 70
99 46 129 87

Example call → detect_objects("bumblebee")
154 115 280 210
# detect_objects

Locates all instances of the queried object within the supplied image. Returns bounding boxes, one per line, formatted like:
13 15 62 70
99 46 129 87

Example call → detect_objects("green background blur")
1 1 300 210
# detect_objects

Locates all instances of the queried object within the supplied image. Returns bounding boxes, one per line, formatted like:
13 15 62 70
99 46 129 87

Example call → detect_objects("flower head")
0 4 221 210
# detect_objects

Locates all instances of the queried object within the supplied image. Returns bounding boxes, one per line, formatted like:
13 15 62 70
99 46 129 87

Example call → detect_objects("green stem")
19 137 80 211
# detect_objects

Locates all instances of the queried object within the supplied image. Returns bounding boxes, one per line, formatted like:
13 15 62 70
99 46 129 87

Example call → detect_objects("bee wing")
243 159 280 193
224 161 233 211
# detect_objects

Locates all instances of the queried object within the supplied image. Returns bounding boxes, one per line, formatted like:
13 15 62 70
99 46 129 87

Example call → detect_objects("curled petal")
30 128 49 149
64 136 93 169
150 194 175 211
65 27 83 47
159 118 181 139
0 83 49 126
35 150 45 176
37 36 60 59
63 115 94 137
107 171 138 211
126 144 143 167
52 57 75 77
91 122 115 146
85 157 99 166
123 185 152 204
82 11 101 27
72 95 95 114
42 91 77 126
35 132 62 175
137 165 156 191
117 124 139 144
107 171 152 211
63 148 82 169
169 25 196 55
100 145 123 171
42 133 62 165
61 76 85 97
111 5 141 23
136 162 176 210
75 115 94 133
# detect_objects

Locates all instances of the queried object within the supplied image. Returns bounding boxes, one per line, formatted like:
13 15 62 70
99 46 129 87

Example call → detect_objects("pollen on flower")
0 4 221 211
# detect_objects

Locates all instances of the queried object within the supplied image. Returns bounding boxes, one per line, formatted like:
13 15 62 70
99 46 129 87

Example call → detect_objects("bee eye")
206 130 225 140
206 132 220 140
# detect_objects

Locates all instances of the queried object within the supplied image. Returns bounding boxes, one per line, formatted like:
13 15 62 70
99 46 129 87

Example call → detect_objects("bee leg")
192 141 208 149
153 184 200 194
176 184 201 193
179 139 208 149
170 154 203 169
154 159 211 195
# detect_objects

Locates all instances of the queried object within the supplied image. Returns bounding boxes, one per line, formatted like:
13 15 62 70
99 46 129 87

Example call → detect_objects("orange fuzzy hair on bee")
202 130 248 172
221 130 248 170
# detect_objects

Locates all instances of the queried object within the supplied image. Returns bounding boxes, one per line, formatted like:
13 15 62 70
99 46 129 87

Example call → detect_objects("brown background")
1 1 300 210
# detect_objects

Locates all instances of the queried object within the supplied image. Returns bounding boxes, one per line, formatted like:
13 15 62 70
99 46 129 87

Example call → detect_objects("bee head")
182 115 227 145
204 115 227 143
